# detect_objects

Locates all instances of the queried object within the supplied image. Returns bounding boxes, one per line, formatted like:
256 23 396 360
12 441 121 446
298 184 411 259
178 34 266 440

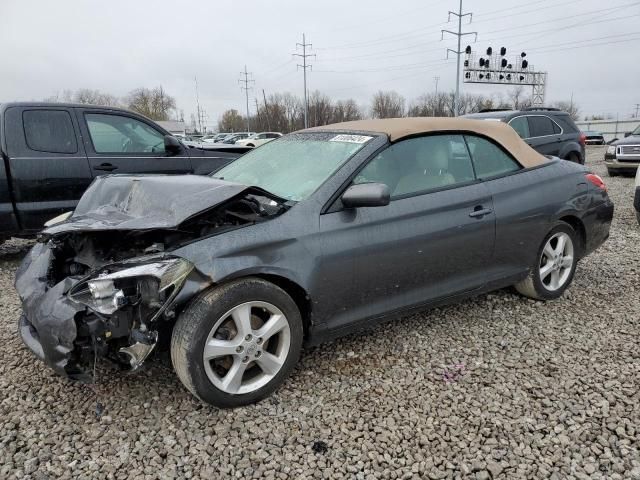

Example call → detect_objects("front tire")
171 278 303 408
515 222 578 300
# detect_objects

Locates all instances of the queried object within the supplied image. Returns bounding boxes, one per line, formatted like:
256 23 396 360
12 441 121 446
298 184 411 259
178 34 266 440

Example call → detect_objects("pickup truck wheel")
171 277 303 408
607 168 619 177
515 222 578 301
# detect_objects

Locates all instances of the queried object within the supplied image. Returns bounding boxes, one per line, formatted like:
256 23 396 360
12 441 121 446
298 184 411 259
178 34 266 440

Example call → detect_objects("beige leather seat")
394 141 455 196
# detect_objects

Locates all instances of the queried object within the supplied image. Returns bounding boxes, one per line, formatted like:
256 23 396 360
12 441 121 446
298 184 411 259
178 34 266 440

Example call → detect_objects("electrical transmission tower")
293 33 315 128
238 66 254 133
442 0 477 116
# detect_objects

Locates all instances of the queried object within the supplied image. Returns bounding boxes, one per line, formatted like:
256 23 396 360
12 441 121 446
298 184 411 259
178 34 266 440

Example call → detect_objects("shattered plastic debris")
442 363 466 383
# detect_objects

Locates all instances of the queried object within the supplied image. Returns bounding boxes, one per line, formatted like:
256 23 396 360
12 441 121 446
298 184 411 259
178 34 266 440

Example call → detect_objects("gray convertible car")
16 118 613 408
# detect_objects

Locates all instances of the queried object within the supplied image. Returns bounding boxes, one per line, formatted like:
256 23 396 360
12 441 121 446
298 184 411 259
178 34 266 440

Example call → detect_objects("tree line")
44 86 580 133
219 86 580 133
45 87 181 121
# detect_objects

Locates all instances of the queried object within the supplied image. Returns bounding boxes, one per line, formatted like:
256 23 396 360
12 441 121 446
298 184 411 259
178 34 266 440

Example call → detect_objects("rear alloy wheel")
515 223 578 300
171 278 303 408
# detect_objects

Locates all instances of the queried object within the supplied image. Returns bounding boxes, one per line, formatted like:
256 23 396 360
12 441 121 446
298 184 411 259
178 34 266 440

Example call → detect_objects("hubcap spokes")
539 232 574 291
203 301 290 395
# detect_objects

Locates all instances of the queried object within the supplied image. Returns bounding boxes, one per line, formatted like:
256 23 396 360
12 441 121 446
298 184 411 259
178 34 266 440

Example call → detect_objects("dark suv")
465 108 585 164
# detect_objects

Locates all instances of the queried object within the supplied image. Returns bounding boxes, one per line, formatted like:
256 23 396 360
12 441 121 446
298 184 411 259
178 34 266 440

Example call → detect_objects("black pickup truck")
0 102 242 242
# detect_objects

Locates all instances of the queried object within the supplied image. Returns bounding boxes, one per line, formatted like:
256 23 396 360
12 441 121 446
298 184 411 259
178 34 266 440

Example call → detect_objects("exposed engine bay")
17 185 288 380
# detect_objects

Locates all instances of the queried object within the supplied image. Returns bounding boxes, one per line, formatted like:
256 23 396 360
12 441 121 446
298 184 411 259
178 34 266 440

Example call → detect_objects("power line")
238 66 254 133
293 33 315 128
442 0 477 116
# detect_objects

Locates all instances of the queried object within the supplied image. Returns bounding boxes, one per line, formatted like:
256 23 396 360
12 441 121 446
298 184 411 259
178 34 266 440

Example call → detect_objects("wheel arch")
249 273 312 337
558 214 586 256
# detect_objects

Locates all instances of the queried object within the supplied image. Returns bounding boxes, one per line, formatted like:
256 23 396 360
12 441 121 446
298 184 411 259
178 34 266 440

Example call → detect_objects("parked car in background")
235 132 283 147
583 131 605 145
210 133 229 142
222 132 254 144
466 107 585 164
0 102 241 243
16 117 613 408
200 135 218 143
604 124 640 176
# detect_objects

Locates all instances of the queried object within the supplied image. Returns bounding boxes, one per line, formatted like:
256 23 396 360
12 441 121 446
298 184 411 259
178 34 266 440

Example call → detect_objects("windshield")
632 125 640 136
213 132 373 201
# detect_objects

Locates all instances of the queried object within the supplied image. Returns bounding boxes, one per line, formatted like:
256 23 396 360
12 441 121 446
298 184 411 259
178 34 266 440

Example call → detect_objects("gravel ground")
1 147 639 480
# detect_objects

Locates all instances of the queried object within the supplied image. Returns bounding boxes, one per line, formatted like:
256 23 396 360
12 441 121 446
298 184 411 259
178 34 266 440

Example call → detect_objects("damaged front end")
15 175 289 381
16 241 204 380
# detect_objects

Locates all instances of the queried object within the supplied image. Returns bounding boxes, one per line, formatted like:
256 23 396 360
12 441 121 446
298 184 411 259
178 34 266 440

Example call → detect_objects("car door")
525 115 562 157
317 134 496 331
464 134 546 278
3 106 92 232
76 109 193 176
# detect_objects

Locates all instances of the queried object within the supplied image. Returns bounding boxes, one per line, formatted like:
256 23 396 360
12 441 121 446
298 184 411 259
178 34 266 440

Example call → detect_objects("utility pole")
254 98 261 129
262 89 271 130
238 66 254 133
434 76 440 96
634 103 640 118
194 77 202 133
442 1 476 116
293 33 315 128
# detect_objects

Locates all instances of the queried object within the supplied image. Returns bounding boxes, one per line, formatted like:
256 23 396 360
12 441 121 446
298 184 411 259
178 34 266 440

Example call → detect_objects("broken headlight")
70 258 194 315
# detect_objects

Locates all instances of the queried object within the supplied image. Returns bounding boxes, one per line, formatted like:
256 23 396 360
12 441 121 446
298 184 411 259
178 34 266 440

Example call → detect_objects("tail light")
579 133 586 146
585 173 606 191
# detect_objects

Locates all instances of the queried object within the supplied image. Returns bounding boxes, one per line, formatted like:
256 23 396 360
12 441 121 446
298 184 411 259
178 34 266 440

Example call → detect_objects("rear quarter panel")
483 160 592 277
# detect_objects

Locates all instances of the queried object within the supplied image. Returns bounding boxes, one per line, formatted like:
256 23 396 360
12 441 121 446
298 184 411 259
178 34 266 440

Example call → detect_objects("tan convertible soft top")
303 117 548 168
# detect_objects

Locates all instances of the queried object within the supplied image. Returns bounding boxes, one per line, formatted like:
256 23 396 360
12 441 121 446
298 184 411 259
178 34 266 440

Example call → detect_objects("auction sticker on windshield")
330 134 372 144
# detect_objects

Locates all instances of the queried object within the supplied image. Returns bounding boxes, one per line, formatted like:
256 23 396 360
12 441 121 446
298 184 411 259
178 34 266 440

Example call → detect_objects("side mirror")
164 135 182 155
624 132 632 138
341 183 390 209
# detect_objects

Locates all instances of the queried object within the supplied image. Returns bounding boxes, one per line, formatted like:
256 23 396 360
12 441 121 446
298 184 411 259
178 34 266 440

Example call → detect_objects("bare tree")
332 99 362 123
44 88 118 106
127 86 176 120
371 91 405 119
218 109 245 132
507 86 532 110
551 100 580 121
307 91 333 127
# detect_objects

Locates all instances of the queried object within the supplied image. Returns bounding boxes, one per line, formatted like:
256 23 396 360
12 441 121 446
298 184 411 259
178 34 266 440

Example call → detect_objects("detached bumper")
14 243 88 380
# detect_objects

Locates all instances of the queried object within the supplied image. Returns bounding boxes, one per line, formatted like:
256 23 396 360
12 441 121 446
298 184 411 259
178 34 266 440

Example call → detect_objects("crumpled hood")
43 174 250 235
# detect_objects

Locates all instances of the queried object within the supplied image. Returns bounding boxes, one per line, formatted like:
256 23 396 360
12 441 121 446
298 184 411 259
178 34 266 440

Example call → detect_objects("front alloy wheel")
171 278 303 408
202 301 291 395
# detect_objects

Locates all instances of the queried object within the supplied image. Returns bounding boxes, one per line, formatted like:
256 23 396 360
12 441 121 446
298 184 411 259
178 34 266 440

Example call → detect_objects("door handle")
469 207 493 218
94 163 117 172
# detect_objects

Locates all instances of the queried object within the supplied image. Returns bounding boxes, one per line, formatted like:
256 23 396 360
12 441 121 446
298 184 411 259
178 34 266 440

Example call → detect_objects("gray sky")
2 0 639 128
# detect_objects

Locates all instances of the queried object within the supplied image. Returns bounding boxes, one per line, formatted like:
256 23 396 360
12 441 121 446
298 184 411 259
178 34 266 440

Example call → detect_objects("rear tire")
565 152 582 164
171 277 303 408
607 168 619 177
515 222 578 301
